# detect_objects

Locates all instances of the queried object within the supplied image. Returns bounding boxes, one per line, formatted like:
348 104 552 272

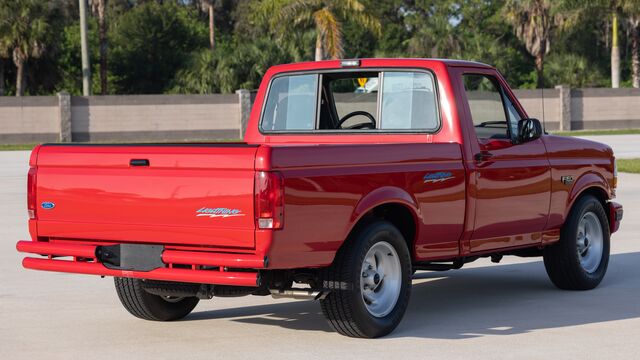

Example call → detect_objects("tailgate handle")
130 159 150 167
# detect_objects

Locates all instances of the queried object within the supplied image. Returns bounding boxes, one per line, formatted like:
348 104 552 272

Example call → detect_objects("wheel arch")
341 187 421 260
565 172 611 220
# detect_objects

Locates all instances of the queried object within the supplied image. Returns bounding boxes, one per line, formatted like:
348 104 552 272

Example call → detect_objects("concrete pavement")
1 150 639 359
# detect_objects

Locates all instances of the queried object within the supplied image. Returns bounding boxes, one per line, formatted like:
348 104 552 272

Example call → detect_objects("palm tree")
256 0 381 61
200 0 220 52
504 0 559 89
612 11 621 88
405 2 460 59
622 0 640 88
90 0 108 94
564 0 628 88
0 0 51 96
0 58 5 96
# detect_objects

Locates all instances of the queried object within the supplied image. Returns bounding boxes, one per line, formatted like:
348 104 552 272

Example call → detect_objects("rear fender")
29 144 42 166
346 186 421 240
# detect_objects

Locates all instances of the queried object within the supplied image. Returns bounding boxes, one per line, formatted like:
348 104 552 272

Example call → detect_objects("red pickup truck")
18 59 623 338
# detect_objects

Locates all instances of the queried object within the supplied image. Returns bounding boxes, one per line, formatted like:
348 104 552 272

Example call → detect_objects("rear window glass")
330 75 378 129
380 72 438 130
261 74 318 131
260 70 439 132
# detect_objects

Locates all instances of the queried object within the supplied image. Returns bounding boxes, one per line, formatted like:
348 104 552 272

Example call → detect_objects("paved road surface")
1 150 638 359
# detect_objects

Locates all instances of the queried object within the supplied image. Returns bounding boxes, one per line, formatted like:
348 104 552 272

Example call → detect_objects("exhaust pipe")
269 289 328 300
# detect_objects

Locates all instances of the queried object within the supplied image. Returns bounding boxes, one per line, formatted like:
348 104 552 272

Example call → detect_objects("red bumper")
609 201 623 234
17 240 263 287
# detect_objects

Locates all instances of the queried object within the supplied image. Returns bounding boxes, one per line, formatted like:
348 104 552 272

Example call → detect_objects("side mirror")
517 118 543 143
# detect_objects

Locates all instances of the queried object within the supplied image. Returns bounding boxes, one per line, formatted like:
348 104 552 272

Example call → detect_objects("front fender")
565 171 611 218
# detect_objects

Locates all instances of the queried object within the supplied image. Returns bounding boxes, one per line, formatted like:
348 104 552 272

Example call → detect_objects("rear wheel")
320 221 412 338
114 278 199 321
543 195 610 290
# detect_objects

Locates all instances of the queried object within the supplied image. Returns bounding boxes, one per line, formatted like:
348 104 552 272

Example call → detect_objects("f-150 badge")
196 207 245 218
423 172 454 183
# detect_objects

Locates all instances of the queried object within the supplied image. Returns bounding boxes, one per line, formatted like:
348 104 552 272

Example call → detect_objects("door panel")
470 139 551 251
458 71 551 252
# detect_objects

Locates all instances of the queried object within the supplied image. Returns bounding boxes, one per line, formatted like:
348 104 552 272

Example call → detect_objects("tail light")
255 171 284 229
27 167 37 219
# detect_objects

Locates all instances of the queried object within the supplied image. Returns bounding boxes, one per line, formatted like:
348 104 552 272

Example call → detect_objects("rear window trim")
258 67 442 135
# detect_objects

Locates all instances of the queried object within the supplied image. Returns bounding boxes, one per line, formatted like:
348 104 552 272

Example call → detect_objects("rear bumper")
16 240 263 287
609 201 623 234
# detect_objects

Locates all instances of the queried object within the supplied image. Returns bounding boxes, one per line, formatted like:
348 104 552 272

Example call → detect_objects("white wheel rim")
577 211 604 273
360 241 402 318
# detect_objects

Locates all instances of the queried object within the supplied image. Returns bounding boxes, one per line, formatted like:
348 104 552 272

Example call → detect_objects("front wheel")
320 221 412 338
543 195 610 290
114 278 199 321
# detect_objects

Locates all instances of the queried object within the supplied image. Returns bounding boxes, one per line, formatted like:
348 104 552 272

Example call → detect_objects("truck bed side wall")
264 143 465 268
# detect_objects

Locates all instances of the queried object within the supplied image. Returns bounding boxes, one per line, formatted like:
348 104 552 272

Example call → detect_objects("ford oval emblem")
41 202 55 209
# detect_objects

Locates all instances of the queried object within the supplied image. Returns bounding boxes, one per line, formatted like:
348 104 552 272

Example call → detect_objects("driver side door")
460 71 551 253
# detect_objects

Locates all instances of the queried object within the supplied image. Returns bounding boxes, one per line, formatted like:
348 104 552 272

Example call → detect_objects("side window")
504 95 522 140
261 74 318 131
380 72 438 130
463 74 510 140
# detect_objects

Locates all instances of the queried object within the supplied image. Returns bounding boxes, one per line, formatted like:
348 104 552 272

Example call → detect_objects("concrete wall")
1 87 639 144
70 95 240 142
512 89 561 131
0 94 242 144
0 97 60 143
570 88 640 130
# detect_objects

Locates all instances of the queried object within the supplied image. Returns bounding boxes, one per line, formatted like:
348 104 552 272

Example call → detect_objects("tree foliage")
0 0 54 95
109 1 208 94
0 0 638 96
253 0 381 61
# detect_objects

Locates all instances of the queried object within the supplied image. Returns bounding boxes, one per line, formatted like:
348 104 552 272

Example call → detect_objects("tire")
543 195 610 290
320 221 412 338
114 277 199 321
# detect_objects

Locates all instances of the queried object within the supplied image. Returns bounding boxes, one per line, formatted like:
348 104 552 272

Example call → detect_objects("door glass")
463 74 510 140
504 95 522 141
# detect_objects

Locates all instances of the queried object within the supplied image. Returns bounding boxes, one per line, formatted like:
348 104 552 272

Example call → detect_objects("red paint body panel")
17 240 96 258
18 58 622 284
17 240 261 286
609 202 623 233
265 143 465 267
23 258 259 286
34 145 258 248
542 135 615 229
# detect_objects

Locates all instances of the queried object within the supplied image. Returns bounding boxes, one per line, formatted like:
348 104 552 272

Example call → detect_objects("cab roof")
267 58 494 74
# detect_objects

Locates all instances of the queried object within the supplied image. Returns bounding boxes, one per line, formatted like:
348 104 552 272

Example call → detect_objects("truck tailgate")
34 144 258 248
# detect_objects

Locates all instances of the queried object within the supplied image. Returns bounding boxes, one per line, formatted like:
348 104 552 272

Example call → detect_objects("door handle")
130 159 150 167
474 151 494 162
